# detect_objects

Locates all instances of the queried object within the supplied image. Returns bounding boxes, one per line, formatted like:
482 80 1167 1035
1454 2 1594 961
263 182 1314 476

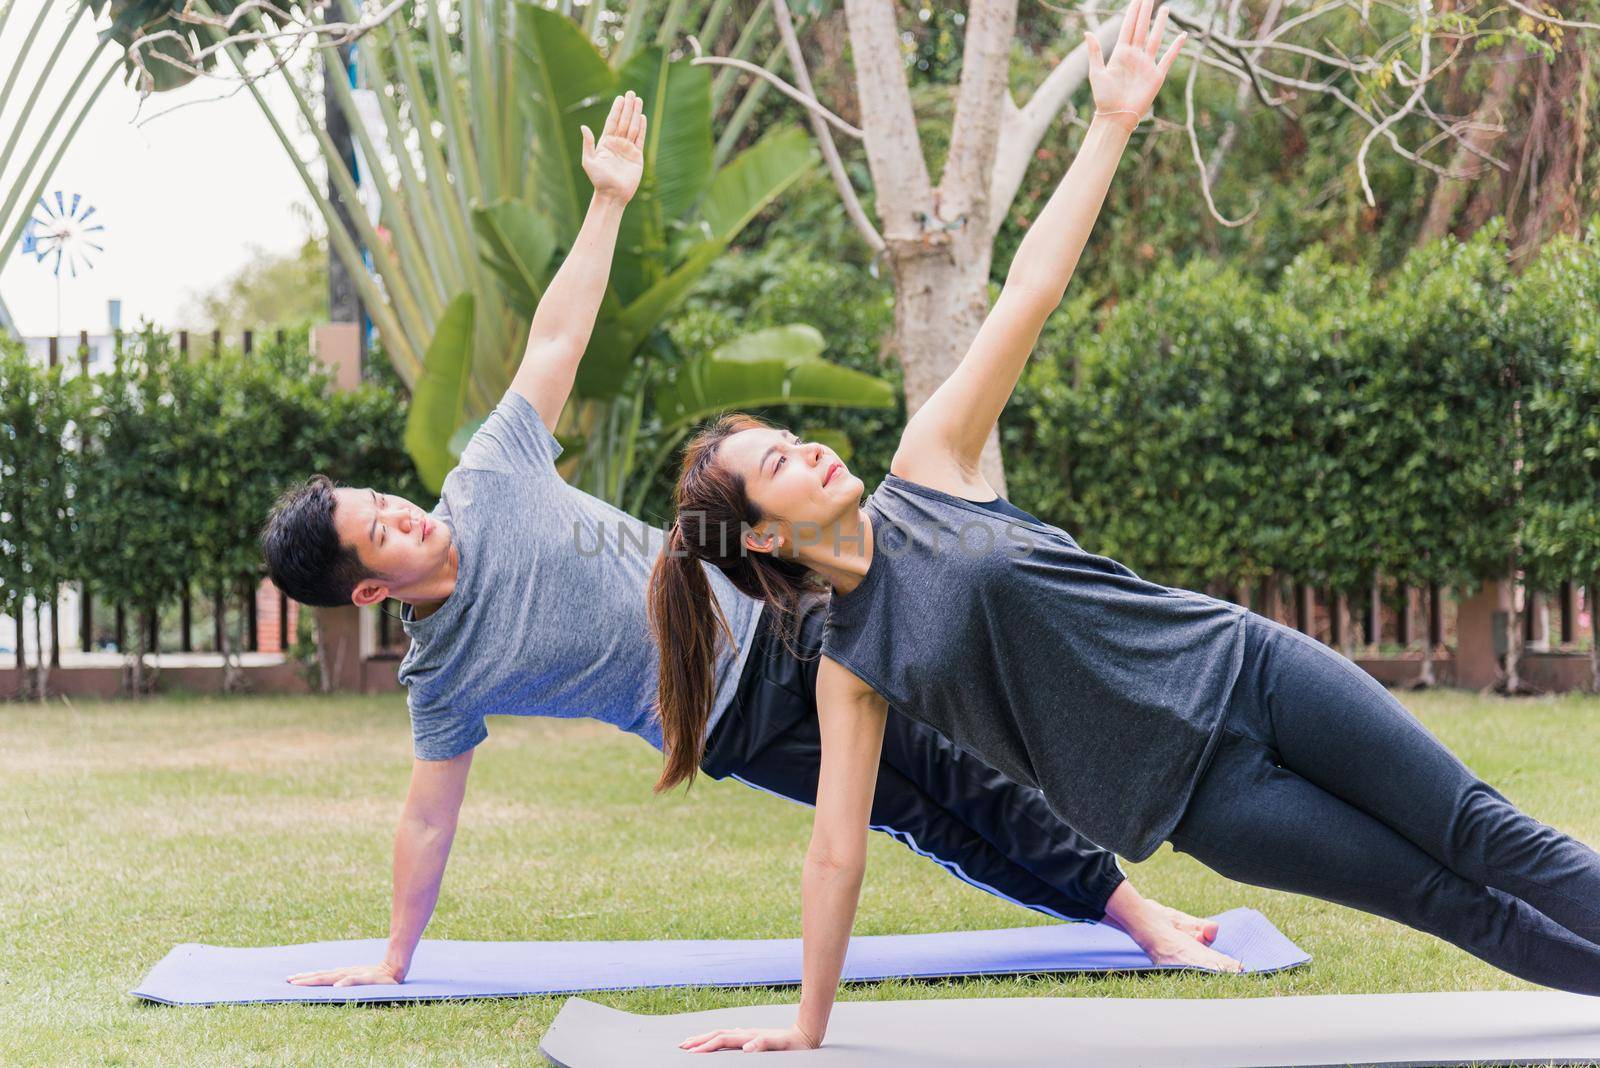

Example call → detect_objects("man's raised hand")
1084 0 1187 130
581 91 646 203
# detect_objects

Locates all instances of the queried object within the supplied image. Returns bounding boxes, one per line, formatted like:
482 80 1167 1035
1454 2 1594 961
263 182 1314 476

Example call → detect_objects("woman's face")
718 427 863 556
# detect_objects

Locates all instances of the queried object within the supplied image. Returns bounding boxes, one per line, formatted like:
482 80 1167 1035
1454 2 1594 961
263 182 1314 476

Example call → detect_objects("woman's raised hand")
1085 0 1187 129
581 90 646 203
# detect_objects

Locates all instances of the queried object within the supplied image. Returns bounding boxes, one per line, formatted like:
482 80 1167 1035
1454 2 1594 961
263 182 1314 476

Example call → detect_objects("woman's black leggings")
1170 612 1600 995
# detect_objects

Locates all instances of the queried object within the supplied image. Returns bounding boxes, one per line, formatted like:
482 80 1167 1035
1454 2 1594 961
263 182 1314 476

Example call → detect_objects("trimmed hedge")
0 327 426 669
1008 225 1600 604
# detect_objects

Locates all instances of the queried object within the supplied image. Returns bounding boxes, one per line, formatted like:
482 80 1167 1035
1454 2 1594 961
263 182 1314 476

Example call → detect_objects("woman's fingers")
1117 0 1139 48
602 93 625 138
681 1023 742 1048
286 969 335 984
683 1029 751 1052
1147 4 1169 59
1084 30 1104 73
1156 32 1187 77
1129 0 1152 52
628 104 646 145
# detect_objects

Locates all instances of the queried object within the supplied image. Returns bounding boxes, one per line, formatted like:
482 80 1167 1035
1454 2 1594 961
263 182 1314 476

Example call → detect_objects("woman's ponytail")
648 520 732 793
648 413 827 793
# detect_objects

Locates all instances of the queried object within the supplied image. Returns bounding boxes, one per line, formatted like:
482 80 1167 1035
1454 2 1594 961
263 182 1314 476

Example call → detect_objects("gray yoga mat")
539 990 1600 1067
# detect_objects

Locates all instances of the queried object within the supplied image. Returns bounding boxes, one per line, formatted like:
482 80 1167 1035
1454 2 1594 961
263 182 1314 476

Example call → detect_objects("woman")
651 0 1600 1054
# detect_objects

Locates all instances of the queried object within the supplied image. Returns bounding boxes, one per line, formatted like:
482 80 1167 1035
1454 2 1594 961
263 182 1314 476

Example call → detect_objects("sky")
0 3 320 338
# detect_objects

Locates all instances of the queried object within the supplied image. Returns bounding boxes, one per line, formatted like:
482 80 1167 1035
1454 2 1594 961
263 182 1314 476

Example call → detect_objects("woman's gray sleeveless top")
822 474 1246 861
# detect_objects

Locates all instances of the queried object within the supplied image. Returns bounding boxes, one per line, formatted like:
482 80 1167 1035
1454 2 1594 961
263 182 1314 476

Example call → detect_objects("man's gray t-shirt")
396 391 763 760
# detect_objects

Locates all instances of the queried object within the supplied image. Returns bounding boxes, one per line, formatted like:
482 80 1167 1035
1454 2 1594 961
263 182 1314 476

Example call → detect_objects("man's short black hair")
261 474 380 608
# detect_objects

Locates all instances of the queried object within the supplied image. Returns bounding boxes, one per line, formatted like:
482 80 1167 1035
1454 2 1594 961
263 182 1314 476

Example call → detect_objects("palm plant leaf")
405 294 478 492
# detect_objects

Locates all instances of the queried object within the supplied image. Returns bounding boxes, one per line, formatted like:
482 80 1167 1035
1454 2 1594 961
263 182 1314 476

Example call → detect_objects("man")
264 93 1239 989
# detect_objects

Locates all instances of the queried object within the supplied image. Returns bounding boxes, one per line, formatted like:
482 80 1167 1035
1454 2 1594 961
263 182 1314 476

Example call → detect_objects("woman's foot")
1131 929 1245 972
1099 882 1243 970
1143 897 1219 945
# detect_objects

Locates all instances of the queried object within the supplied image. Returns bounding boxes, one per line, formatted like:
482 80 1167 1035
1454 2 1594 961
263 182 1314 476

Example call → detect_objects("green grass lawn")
3 687 1599 1065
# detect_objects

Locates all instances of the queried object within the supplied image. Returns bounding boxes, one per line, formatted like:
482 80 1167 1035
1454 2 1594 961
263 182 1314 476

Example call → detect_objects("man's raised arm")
511 91 646 433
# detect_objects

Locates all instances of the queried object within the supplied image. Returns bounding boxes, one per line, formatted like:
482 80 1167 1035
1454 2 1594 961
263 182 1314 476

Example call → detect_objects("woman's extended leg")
1170 724 1600 995
1236 613 1600 945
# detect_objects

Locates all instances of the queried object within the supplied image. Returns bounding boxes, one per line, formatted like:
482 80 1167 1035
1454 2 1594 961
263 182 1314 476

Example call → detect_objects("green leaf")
472 198 557 317
513 2 617 246
406 293 478 493
575 238 724 399
799 427 854 463
617 47 713 226
653 345 896 436
707 324 826 365
699 126 817 244
611 47 714 304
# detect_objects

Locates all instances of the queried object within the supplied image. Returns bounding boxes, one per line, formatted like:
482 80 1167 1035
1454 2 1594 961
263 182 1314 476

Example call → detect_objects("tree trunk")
1337 593 1355 660
129 607 146 699
843 0 1010 491
315 612 334 694
220 585 247 693
889 243 1009 490
1504 575 1525 695
325 38 368 368
1369 570 1383 651
1417 49 1519 244
1589 583 1598 694
1416 588 1436 688
32 600 48 702
1261 573 1282 625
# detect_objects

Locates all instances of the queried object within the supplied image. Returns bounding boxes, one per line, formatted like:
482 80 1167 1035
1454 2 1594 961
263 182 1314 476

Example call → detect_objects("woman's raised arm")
892 0 1184 494
678 657 888 1054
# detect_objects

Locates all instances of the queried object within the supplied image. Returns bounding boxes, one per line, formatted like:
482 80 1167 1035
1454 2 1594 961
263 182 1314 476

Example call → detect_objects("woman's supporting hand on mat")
679 1025 819 1054
285 961 402 988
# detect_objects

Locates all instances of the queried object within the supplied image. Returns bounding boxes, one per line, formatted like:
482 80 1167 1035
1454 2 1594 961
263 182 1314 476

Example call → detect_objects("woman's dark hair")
648 413 825 793
260 474 380 608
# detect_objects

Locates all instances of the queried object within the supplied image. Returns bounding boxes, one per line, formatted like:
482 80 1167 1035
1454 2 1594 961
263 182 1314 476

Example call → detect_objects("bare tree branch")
1205 0 1284 186
120 0 408 96
1504 0 1600 32
1185 21 1259 226
841 0 936 248
989 11 1123 229
1188 47 1481 181
764 0 884 254
1355 0 1433 204
941 0 1020 234
686 36 865 139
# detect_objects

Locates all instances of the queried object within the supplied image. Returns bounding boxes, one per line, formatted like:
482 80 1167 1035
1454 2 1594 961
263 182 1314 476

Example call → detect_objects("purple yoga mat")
131 907 1307 1006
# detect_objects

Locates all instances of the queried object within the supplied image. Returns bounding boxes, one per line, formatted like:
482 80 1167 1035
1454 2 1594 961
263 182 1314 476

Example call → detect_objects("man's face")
331 487 453 606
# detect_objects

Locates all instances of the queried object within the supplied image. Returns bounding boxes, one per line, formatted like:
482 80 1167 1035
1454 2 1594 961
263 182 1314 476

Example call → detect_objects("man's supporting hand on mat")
289 748 476 987
286 90 648 992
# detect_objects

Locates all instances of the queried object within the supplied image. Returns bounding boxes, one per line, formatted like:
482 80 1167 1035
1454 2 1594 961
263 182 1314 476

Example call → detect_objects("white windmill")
21 190 105 343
